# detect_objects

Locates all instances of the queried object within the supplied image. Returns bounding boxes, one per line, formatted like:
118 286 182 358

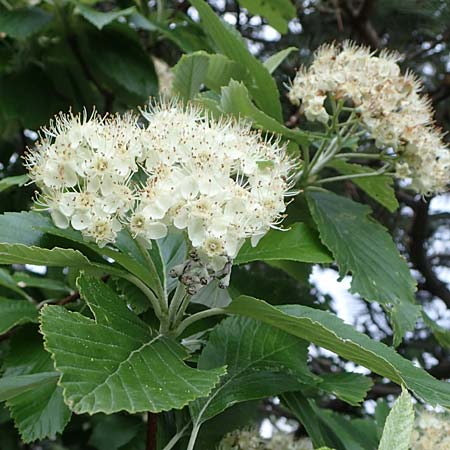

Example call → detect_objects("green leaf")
75 5 136 30
3 327 71 443
0 67 62 129
188 0 282 120
423 313 450 349
237 0 296 33
313 406 378 450
0 298 38 334
112 278 150 315
41 276 225 414
226 295 450 408
0 7 52 39
172 51 248 101
220 81 309 145
11 273 70 293
319 372 373 406
0 243 95 270
281 392 329 448
0 175 28 194
0 373 58 402
306 190 420 345
0 211 52 246
172 52 209 101
80 24 158 100
43 225 164 299
263 46 297 73
191 316 318 427
0 268 31 300
329 160 399 212
89 414 144 450
378 389 414 450
204 54 247 92
235 222 332 265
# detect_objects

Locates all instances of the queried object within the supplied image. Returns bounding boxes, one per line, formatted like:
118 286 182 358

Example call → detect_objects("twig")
146 412 158 450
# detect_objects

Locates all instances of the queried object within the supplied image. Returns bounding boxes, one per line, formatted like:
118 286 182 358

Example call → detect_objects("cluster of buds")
288 41 450 195
26 102 294 279
169 249 232 295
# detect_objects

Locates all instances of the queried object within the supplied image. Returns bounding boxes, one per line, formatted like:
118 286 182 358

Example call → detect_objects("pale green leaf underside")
41 276 225 414
0 298 38 334
263 46 297 73
306 190 420 344
235 222 332 265
0 174 29 193
378 389 414 450
226 296 450 408
191 316 318 425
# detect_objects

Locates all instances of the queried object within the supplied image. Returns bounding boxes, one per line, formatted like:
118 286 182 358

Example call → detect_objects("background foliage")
0 0 449 449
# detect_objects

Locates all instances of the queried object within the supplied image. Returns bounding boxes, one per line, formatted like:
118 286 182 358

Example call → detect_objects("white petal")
180 176 199 199
145 222 167 240
51 209 69 229
142 203 166 220
71 213 90 230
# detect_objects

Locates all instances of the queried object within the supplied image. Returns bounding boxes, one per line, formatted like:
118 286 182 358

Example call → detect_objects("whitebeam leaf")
2 327 71 443
378 389 414 450
226 295 450 408
191 316 319 427
306 190 420 345
0 298 38 333
40 276 225 415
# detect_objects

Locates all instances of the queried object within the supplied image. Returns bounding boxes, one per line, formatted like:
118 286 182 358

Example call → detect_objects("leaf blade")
378 389 414 450
306 190 420 344
226 295 450 408
235 222 333 265
40 276 225 414
188 0 282 120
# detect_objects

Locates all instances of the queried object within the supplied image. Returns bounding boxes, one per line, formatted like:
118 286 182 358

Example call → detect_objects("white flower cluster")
26 111 141 247
410 410 450 450
218 429 313 450
288 41 450 194
26 103 294 278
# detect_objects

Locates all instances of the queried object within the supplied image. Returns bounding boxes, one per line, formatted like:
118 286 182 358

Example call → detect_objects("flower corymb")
288 41 450 195
26 102 295 290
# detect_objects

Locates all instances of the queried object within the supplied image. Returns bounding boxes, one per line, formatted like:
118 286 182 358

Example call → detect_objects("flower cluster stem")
174 308 227 336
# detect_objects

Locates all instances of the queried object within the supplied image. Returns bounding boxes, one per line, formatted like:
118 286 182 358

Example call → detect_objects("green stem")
335 152 387 160
156 0 164 21
162 424 190 450
175 308 227 336
186 424 201 450
123 273 167 327
173 292 193 327
315 167 394 185
136 237 167 311
168 282 187 325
